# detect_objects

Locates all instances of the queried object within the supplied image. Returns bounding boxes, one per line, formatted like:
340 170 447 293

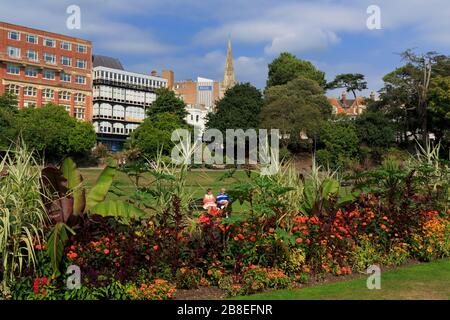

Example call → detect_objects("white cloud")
0 0 449 93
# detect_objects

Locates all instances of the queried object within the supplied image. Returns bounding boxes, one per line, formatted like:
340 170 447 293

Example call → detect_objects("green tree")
326 73 368 106
0 92 18 112
376 64 420 145
266 52 326 89
68 121 98 154
206 83 263 133
15 104 96 161
260 77 331 148
355 112 395 149
147 87 188 122
0 93 18 149
127 112 190 158
428 75 450 149
316 120 360 169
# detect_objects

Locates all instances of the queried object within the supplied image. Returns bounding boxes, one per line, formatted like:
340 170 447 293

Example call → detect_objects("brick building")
0 22 92 120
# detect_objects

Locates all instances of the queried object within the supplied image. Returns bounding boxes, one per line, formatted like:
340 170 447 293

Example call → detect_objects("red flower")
33 277 40 294
67 251 78 259
153 245 159 251
103 249 110 254
295 238 303 244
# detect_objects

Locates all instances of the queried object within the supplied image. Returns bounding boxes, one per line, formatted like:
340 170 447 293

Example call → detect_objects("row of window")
7 46 87 68
6 84 86 102
7 30 87 53
94 70 166 88
21 102 85 120
6 64 87 84
95 122 139 135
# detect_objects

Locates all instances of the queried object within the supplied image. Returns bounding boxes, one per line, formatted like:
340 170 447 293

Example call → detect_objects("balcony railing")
93 79 159 92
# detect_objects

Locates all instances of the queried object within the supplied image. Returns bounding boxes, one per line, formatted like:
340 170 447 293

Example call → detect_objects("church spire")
220 36 236 98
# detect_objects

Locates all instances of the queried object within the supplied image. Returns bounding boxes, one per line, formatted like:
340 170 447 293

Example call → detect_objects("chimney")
341 92 348 108
150 70 158 77
161 70 175 90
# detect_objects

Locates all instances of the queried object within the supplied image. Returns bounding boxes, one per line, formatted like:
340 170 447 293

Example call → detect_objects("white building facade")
184 77 215 138
92 62 167 150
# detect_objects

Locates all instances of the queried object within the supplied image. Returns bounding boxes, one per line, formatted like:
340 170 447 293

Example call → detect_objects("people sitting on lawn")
203 188 217 213
216 188 230 210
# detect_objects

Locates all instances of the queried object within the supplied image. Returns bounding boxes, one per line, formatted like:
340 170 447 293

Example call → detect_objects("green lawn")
232 259 450 300
79 168 251 212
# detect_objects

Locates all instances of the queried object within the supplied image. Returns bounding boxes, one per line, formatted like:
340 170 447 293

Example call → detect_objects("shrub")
175 267 201 289
0 141 47 294
280 248 306 275
241 265 290 295
351 236 382 272
317 120 360 170
126 280 176 300
410 211 450 261
382 241 410 266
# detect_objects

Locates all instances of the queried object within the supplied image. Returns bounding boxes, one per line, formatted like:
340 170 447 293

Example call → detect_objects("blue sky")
1 0 449 97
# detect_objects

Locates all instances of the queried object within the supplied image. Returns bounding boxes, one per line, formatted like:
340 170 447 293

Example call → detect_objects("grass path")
232 259 450 300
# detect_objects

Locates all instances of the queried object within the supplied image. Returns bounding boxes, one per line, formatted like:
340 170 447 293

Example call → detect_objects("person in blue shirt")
216 188 230 210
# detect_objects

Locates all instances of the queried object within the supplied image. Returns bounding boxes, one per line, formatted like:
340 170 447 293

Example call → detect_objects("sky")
1 0 449 97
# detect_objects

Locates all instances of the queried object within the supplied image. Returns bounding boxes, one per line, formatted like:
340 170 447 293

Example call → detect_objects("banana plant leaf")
41 165 73 224
61 158 86 216
85 160 117 211
90 200 147 219
47 222 75 277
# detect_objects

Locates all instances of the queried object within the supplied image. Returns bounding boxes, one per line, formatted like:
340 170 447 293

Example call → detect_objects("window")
64 105 71 113
76 44 87 53
61 56 72 66
24 87 37 97
6 64 20 75
76 59 86 69
8 31 20 40
59 91 71 101
42 88 54 99
44 38 56 47
26 50 38 61
60 72 71 82
75 75 86 84
196 115 199 122
25 67 38 77
43 69 55 80
60 41 72 50
26 34 38 44
6 84 20 95
43 53 56 64
74 93 86 103
7 46 20 58
23 101 36 108
74 107 85 120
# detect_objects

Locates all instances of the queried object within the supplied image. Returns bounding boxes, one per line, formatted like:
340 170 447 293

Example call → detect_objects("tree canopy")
260 77 331 148
15 104 96 161
127 112 190 159
327 73 368 101
266 52 326 89
147 87 188 122
206 83 263 133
